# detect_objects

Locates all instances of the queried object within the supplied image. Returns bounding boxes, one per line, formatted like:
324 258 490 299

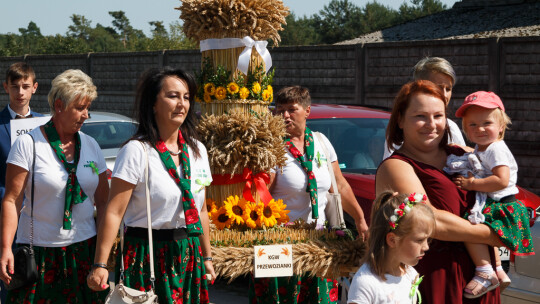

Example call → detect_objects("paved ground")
208 276 250 304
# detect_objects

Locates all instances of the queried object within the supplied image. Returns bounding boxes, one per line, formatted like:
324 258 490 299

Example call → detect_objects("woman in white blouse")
87 67 215 303
0 69 109 303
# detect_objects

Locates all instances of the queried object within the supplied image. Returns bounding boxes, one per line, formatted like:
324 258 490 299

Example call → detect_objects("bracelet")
203 257 213 262
91 263 108 270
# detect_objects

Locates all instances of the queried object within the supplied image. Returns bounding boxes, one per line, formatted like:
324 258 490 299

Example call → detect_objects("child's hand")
453 172 475 190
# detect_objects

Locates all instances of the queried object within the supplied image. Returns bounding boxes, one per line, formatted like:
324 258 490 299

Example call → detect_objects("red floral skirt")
118 234 209 304
249 273 338 304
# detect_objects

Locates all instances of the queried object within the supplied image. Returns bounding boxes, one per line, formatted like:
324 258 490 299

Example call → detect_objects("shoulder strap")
314 132 339 195
29 134 35 252
119 141 156 289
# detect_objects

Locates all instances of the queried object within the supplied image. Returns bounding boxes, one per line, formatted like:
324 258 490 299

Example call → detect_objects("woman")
87 67 216 303
0 69 109 303
249 86 368 304
376 80 501 303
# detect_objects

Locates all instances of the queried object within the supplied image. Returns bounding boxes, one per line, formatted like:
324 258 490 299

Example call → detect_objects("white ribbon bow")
199 36 272 75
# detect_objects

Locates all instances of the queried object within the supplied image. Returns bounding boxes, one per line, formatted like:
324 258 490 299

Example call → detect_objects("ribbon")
199 36 272 75
410 275 423 304
212 168 273 205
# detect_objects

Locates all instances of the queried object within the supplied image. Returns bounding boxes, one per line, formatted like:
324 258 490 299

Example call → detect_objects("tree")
18 21 42 38
108 10 146 49
279 13 321 46
312 0 363 44
67 14 92 40
361 2 400 34
398 0 447 23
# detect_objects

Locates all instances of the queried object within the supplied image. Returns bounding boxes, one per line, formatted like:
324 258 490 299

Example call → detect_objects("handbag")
6 134 38 290
315 132 347 229
105 142 158 304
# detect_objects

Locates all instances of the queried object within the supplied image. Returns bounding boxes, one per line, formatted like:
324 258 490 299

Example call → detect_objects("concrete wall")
1 36 539 194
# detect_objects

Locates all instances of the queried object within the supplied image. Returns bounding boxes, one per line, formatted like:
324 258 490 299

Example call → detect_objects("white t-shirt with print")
8 128 107 247
475 140 518 200
348 263 420 304
270 132 337 225
113 140 212 229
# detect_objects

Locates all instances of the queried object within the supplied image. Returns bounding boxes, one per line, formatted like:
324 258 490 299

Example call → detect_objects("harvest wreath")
177 0 365 281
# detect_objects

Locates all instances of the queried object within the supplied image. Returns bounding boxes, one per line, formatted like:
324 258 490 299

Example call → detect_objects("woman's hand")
0 248 14 285
355 218 369 241
204 260 216 284
87 267 110 291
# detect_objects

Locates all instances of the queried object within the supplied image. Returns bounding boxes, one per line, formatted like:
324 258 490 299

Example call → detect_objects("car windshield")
307 118 389 175
81 121 137 149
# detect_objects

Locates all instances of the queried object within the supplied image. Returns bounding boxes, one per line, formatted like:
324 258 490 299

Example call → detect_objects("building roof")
337 0 540 45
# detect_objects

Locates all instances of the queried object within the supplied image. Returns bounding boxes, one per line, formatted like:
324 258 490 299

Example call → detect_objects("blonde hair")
48 69 97 113
413 57 456 85
364 190 436 281
461 107 512 141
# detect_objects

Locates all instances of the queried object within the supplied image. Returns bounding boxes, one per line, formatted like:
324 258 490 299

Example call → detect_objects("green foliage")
0 11 196 56
279 13 320 46
398 0 447 23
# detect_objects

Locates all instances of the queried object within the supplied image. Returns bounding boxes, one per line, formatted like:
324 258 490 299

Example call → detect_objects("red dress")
383 149 500 304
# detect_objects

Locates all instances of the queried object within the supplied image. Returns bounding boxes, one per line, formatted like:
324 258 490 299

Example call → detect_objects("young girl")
348 191 435 304
452 91 535 299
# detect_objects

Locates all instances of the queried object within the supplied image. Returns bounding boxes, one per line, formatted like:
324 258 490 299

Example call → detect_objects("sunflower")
223 195 248 225
239 87 250 99
227 82 240 94
266 85 273 94
204 83 215 95
205 198 217 213
258 200 282 228
215 86 227 100
252 82 262 94
195 96 202 103
211 206 233 230
243 202 262 229
262 89 271 102
273 199 290 224
203 93 212 103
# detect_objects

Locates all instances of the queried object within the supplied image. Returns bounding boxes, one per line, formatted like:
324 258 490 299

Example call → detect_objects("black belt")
125 227 188 241
499 195 516 203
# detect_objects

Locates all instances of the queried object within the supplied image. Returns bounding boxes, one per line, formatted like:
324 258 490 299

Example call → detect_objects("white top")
270 132 337 225
8 128 106 247
113 140 212 229
475 140 518 200
383 118 465 160
348 263 420 304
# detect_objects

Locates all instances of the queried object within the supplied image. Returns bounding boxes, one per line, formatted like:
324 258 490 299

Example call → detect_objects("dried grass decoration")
210 220 366 281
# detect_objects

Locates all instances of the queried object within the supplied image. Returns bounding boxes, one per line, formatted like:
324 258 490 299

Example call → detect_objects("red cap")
455 91 505 118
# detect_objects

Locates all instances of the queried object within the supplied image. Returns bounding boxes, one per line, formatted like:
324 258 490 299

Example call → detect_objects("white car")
501 213 540 303
80 112 138 174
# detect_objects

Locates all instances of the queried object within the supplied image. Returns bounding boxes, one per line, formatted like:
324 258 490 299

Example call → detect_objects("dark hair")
5 62 36 84
131 66 200 157
275 86 311 108
364 190 435 281
386 80 448 152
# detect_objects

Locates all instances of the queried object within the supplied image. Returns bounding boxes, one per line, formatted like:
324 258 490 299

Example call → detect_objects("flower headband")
389 193 427 230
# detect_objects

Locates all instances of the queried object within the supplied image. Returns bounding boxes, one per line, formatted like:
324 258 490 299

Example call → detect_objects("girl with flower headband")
348 191 435 304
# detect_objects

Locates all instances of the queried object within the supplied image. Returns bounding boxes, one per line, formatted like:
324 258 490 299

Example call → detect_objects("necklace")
168 148 181 156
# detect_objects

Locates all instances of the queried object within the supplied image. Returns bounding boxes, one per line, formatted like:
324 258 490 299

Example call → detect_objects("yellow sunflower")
258 200 282 228
239 87 250 99
195 96 202 103
273 199 290 224
204 83 215 96
243 202 262 229
211 206 233 230
262 89 271 101
205 198 217 213
203 93 212 103
266 85 273 94
215 86 227 100
252 82 262 94
227 82 240 94
223 195 248 225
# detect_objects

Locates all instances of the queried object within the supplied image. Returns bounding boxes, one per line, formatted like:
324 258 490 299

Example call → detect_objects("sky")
0 0 458 36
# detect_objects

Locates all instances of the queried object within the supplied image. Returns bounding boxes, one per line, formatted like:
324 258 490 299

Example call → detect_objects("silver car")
80 112 137 173
501 212 540 303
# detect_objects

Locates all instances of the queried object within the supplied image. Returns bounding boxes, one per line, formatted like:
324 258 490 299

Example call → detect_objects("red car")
306 104 540 230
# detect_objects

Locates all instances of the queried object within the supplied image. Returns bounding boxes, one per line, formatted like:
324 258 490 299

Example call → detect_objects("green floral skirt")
6 237 108 304
249 274 338 304
469 198 534 256
118 235 209 304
